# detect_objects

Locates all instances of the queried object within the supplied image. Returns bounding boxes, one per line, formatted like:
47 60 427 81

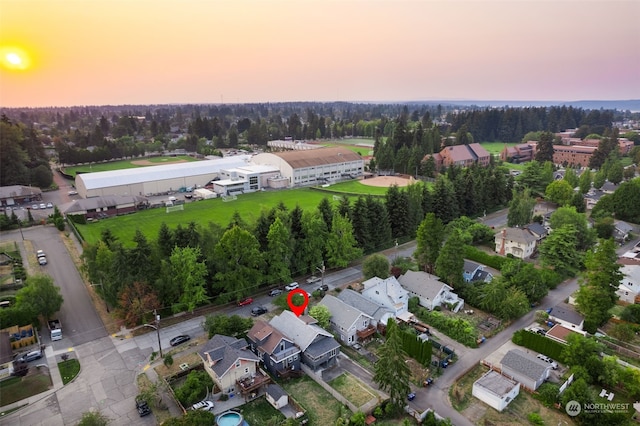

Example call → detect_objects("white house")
500 349 552 391
361 276 409 316
618 258 640 304
397 270 464 312
472 370 520 412
265 383 289 409
319 295 376 345
549 303 584 332
337 289 394 327
494 227 537 259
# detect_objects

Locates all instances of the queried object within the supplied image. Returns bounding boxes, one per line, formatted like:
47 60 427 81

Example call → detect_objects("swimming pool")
216 411 243 426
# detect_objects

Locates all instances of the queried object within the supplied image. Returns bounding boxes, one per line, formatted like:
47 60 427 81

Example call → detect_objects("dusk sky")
1 0 638 108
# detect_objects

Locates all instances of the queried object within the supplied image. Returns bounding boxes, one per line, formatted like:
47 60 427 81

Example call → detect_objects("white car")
39 203 47 209
68 190 78 195
46 202 53 208
190 400 214 411
536 354 558 369
36 250 46 258
31 204 38 210
38 256 47 265
285 282 299 291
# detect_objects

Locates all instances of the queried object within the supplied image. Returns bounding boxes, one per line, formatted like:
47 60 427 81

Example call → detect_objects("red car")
237 297 253 306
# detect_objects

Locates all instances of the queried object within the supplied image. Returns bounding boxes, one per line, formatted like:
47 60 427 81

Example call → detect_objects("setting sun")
0 47 31 70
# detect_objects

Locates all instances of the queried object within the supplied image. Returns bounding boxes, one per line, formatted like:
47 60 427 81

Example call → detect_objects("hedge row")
464 245 507 270
512 329 565 360
415 308 478 348
400 330 432 367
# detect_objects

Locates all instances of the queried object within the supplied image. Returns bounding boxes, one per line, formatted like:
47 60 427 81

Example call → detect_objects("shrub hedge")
464 245 507 270
511 329 564 360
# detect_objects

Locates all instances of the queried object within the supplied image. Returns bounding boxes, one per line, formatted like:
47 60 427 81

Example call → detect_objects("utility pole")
317 262 325 287
155 309 163 358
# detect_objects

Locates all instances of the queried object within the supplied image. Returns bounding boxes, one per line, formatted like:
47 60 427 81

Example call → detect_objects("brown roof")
553 145 597 153
468 143 490 158
272 147 362 169
247 321 293 355
546 324 580 343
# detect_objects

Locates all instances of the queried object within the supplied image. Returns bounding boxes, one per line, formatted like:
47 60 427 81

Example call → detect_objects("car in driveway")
285 282 299 291
169 335 190 346
38 256 47 265
136 399 152 417
237 297 253 306
536 354 558 369
16 350 43 363
46 202 53 209
68 190 78 195
251 306 268 316
268 289 283 296
190 400 214 411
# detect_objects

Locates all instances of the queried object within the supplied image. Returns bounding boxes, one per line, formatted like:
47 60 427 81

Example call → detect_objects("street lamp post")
316 262 325 287
155 309 163 358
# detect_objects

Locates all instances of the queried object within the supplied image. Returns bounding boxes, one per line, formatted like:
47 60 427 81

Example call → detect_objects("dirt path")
359 175 414 187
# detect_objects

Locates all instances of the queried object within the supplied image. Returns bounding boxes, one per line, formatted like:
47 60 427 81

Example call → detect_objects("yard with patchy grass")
282 375 345 426
154 351 203 379
136 373 172 424
239 396 285 425
328 372 377 407
0 369 52 406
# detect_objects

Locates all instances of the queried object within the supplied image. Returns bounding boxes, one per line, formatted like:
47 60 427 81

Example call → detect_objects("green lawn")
0 372 53 406
315 180 389 196
479 141 519 155
75 187 371 246
63 156 199 176
58 359 80 385
328 372 377 407
239 396 285 425
282 375 346 426
320 143 372 156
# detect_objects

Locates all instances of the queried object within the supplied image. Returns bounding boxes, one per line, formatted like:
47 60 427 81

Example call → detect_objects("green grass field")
320 143 372 156
479 141 518 155
314 180 389 196
63 156 199 176
75 187 359 246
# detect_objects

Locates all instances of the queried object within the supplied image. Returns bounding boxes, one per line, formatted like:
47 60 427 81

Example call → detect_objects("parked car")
536 354 558 369
36 250 46 258
136 399 151 417
190 400 214 411
285 282 299 291
68 190 78 195
31 204 38 210
38 256 47 265
407 392 416 401
532 327 547 336
423 377 434 386
16 350 42 363
268 289 283 296
169 335 190 346
46 202 53 208
306 276 321 285
316 284 329 292
237 297 253 306
251 306 268 316
39 203 46 209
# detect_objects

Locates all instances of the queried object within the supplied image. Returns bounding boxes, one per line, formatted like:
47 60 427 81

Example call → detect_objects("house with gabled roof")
199 334 267 396
549 303 584 332
462 260 493 283
494 227 537 259
269 310 340 370
617 257 640 304
397 270 464 312
319 295 376 345
500 349 552 391
246 320 302 378
336 289 394 327
361 276 409 316
525 222 548 242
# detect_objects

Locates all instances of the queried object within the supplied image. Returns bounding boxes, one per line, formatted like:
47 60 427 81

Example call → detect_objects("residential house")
546 324 584 344
0 185 43 207
397 270 464 312
601 181 619 194
549 303 584 332
361 276 409 316
617 257 640 304
265 383 289 410
199 334 266 396
500 349 552 391
269 310 341 370
494 227 537 259
319 295 376 345
0 332 14 381
246 321 301 378
337 289 394 327
462 260 494 283
525 222 548 242
614 220 634 243
472 370 520 412
584 190 605 210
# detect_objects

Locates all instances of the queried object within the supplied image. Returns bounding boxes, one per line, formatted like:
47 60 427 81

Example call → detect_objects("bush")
163 354 174 367
527 412 545 425
464 245 507 270
174 370 214 406
416 309 478 348
512 330 564 360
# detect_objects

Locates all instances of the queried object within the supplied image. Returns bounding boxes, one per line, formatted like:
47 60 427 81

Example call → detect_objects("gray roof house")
549 303 584 331
199 334 266 395
269 310 340 370
462 260 494 283
472 370 520 412
398 270 464 312
500 349 551 391
361 276 409 316
0 185 42 206
525 222 549 241
246 320 302 378
337 289 394 326
319 295 376 345
265 383 289 410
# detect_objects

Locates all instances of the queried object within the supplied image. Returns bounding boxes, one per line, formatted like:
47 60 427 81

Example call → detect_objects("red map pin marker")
287 289 309 317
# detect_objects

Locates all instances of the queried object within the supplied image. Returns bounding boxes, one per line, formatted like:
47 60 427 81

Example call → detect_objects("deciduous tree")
435 231 464 289
170 246 208 313
362 254 390 280
116 281 160 327
325 212 362 268
415 213 444 274
309 305 331 329
15 274 63 321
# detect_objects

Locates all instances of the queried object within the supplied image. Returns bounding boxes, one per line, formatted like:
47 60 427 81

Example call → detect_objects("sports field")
75 187 347 246
479 141 518 155
63 156 199 176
